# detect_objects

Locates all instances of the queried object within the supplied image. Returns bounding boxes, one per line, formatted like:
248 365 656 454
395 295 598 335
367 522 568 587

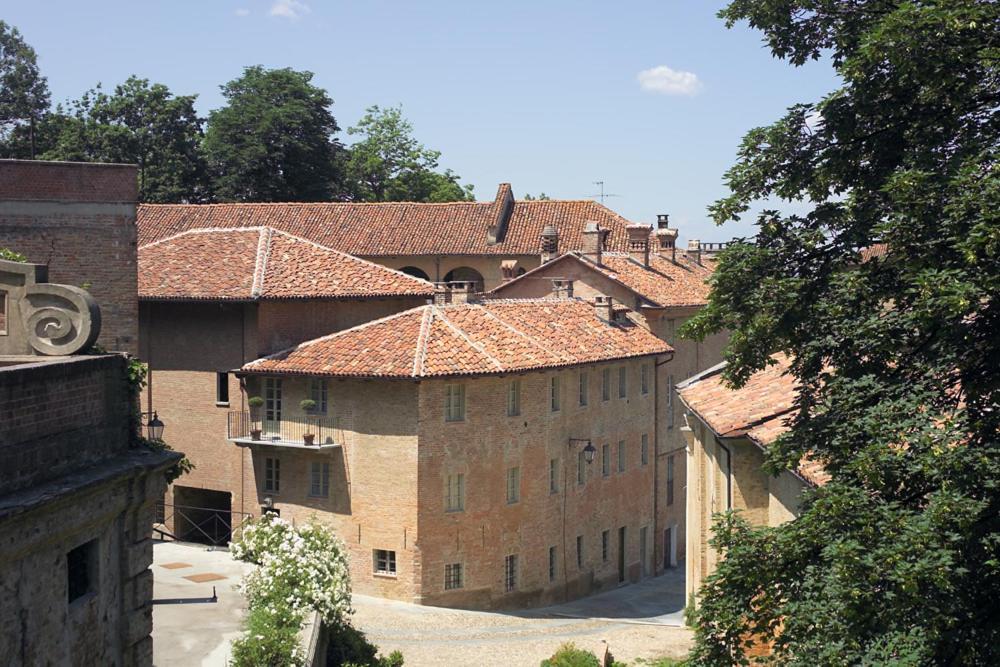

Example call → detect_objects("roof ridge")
252 227 272 298
137 225 267 250
434 306 505 372
138 201 492 209
244 305 430 369
413 306 433 377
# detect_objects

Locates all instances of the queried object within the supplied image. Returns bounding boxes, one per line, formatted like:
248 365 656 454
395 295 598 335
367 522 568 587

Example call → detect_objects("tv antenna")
589 181 621 204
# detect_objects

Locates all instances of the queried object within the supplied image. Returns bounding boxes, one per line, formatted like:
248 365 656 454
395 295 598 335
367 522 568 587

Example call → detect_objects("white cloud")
234 8 250 16
270 0 310 19
637 65 703 96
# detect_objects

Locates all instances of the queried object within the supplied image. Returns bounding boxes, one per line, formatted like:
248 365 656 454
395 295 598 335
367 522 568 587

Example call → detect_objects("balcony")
226 412 344 450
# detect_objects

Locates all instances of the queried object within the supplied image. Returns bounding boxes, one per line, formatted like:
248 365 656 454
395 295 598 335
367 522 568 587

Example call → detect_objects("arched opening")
399 266 430 281
516 267 527 277
443 267 485 293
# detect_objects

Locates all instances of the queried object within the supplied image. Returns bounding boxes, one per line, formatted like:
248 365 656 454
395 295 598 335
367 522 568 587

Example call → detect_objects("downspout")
653 351 674 574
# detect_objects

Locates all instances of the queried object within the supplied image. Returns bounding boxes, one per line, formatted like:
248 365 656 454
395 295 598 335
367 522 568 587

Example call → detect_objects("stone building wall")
0 160 139 354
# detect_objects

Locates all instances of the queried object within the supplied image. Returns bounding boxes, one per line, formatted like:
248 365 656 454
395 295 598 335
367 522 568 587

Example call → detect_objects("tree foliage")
205 66 344 202
0 21 50 158
40 78 208 203
345 105 473 202
683 1 1000 665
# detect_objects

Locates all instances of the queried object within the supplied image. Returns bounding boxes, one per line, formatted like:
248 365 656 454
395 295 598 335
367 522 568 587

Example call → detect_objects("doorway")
639 526 648 577
171 486 233 545
265 377 282 436
618 526 627 583
666 524 678 568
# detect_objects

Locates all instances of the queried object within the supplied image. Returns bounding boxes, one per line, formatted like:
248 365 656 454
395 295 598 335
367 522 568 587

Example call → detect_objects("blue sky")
7 1 838 241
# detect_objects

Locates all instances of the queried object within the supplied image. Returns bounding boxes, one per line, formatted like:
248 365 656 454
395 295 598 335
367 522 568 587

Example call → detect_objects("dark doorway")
399 266 430 281
171 486 233 545
618 526 627 583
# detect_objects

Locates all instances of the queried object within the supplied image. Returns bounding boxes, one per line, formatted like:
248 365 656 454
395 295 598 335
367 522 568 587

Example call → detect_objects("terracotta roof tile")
138 227 435 301
136 185 634 256
677 355 827 486
243 299 672 379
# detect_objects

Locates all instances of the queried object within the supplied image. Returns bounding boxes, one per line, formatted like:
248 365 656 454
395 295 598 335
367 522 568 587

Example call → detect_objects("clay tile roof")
676 355 828 487
138 227 435 301
242 298 672 379
136 185 634 257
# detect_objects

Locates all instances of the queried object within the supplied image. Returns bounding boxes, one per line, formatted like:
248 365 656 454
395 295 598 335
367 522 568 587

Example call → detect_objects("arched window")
399 266 430 281
443 267 485 293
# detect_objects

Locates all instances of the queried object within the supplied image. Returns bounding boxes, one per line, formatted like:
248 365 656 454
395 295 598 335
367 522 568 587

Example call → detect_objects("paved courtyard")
352 568 693 666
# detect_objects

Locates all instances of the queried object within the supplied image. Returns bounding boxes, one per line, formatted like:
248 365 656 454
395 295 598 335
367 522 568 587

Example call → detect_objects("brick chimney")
656 213 670 229
582 221 603 265
626 224 651 267
551 279 573 298
687 239 702 265
593 295 614 321
540 225 559 263
501 259 519 281
433 281 478 304
655 227 679 263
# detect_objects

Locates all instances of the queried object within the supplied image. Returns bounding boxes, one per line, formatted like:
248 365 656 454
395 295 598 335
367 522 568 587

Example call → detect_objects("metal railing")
227 411 342 446
154 501 253 547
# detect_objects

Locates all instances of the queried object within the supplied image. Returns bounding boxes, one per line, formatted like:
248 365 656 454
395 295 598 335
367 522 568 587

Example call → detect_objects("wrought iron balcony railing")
227 411 343 449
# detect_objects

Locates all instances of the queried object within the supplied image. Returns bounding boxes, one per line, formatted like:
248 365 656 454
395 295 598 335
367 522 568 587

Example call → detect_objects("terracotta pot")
303 433 316 446
250 429 262 441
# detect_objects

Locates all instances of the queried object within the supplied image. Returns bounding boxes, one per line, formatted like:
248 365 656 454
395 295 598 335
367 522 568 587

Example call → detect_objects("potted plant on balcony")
300 398 318 445
248 396 264 440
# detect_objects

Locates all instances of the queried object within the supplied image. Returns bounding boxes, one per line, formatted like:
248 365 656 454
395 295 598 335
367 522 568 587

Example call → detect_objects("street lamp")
147 412 165 441
583 442 597 464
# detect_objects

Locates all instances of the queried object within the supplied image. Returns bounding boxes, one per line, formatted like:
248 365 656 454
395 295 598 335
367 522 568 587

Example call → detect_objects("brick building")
0 159 140 353
676 356 827 607
489 217 729 568
136 183 639 291
232 296 671 608
137 226 435 536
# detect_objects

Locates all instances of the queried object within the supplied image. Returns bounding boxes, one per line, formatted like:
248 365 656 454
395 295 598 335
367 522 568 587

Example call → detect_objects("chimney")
593 295 614 321
582 221 603 265
655 227 679 263
540 225 559 263
551 278 573 299
433 282 451 305
626 224 651 267
687 239 702 265
433 281 478 304
501 259 518 281
656 214 670 230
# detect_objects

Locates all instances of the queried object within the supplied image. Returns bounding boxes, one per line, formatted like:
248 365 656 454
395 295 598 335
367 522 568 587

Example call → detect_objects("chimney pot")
551 279 573 299
626 224 651 267
581 221 603 265
656 214 670 229
655 227 679 262
540 225 559 263
434 281 478 305
593 295 614 322
687 239 702 265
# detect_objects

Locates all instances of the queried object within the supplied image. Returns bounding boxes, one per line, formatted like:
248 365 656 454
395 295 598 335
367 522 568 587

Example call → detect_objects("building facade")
233 296 671 608
489 219 730 571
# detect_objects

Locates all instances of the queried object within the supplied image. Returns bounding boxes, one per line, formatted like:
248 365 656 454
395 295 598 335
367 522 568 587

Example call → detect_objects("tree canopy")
683 1 1000 665
0 21 50 158
345 105 473 202
204 66 344 202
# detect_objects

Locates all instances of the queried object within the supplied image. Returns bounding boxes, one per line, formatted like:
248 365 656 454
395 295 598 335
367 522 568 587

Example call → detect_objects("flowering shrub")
232 514 353 625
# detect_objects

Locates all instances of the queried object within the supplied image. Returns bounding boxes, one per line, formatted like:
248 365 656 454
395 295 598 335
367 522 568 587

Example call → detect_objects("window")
578 372 588 406
0 291 6 335
602 368 611 401
265 378 282 432
602 443 610 477
641 434 649 466
548 546 557 582
216 372 229 405
506 466 520 504
618 366 627 398
264 457 280 492
446 473 465 512
577 449 586 485
310 462 330 497
618 440 626 472
507 380 521 416
445 563 463 590
666 455 675 506
445 384 466 422
374 549 397 576
504 554 518 592
667 375 675 428
550 375 561 412
601 530 610 562
549 458 559 494
576 535 584 569
310 379 328 413
641 364 650 395
67 539 97 603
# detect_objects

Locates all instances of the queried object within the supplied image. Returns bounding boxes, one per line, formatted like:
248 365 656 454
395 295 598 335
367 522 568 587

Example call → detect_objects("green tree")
205 66 343 202
0 21 50 158
42 78 208 203
524 193 551 201
345 105 473 202
683 2 1000 665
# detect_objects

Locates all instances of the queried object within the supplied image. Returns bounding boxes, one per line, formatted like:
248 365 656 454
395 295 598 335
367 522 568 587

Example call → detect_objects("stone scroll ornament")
0 258 101 356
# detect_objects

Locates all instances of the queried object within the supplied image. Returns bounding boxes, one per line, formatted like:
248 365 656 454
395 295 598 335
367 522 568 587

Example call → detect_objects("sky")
5 1 839 242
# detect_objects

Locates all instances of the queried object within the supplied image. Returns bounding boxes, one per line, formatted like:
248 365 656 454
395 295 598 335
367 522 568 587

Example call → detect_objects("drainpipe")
652 350 675 575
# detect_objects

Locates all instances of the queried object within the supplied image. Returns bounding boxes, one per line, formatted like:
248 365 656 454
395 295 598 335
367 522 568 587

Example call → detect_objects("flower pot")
303 433 316 446
251 429 262 441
